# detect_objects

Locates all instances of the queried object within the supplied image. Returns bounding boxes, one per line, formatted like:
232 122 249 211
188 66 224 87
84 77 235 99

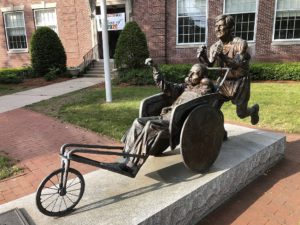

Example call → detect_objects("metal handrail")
79 44 99 72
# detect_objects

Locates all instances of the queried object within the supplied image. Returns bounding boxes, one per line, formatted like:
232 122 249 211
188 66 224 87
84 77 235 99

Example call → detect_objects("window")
3 11 28 50
224 0 257 41
274 0 300 40
177 0 207 44
34 8 58 33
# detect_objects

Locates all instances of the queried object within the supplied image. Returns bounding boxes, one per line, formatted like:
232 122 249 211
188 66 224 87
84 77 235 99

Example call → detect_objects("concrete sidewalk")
0 77 103 113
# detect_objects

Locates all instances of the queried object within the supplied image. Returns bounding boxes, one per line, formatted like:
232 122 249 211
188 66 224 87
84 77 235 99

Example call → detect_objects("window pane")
230 13 255 41
277 0 300 10
34 9 58 33
274 11 300 39
4 12 27 49
177 0 206 44
294 29 300 38
225 0 257 14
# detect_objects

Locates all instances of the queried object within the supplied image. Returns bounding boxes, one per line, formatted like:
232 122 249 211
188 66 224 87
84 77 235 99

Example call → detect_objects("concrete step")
84 74 104 77
86 70 104 73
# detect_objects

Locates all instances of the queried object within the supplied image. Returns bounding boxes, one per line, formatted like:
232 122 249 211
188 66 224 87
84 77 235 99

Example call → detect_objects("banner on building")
96 13 126 31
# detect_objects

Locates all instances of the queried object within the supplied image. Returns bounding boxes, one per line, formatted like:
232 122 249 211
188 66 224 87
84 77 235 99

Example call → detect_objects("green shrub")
160 64 192 83
0 73 23 84
114 62 300 85
114 67 153 85
0 67 34 84
114 21 149 69
250 62 300 80
30 27 66 76
114 64 192 85
44 67 60 81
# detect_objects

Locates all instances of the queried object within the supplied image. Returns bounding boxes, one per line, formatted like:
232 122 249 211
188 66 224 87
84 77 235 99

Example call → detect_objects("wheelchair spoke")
48 179 59 189
45 196 59 210
66 178 77 188
65 194 75 204
67 188 81 193
50 196 60 212
62 196 68 209
67 181 81 189
41 192 57 196
41 193 57 203
58 197 63 212
44 186 58 191
67 192 80 197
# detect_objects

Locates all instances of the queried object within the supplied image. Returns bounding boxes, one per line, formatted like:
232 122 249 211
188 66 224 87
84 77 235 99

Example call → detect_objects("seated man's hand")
145 58 154 66
197 45 207 58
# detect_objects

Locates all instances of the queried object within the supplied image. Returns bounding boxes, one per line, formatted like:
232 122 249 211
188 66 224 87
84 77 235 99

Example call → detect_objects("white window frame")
272 0 300 42
33 8 59 34
223 0 259 43
176 0 208 46
3 11 28 53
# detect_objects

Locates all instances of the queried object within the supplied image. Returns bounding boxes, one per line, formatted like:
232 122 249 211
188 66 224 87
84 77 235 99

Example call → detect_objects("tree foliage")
30 27 66 76
114 21 149 69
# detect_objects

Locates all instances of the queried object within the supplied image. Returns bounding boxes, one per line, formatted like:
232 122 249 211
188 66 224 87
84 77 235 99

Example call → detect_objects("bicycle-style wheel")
36 168 85 217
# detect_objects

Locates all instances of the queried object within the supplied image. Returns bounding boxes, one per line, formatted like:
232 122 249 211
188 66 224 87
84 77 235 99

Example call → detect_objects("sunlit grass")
0 155 22 180
28 83 300 141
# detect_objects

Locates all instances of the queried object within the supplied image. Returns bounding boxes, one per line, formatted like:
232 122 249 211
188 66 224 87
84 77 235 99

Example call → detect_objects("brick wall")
132 0 300 64
255 0 300 62
0 0 92 68
132 0 167 64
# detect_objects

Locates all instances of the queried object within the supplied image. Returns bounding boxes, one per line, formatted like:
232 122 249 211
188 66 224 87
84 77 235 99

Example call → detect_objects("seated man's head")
186 63 208 86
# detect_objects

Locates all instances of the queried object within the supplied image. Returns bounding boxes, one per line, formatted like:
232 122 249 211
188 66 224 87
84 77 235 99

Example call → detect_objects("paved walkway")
197 133 300 225
0 77 102 113
0 108 120 205
0 79 299 224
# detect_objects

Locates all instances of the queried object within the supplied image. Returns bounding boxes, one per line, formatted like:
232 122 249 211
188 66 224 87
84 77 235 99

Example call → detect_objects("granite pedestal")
0 124 285 225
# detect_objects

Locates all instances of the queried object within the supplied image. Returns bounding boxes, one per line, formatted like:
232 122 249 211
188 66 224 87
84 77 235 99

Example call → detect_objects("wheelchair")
35 67 230 217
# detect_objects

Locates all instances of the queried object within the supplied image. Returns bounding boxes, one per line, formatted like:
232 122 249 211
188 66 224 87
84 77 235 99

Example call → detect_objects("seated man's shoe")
119 161 138 177
251 104 260 125
223 130 228 141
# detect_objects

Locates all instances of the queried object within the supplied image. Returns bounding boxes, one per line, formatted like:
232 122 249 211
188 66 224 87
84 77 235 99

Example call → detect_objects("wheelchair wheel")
36 168 85 217
180 105 224 173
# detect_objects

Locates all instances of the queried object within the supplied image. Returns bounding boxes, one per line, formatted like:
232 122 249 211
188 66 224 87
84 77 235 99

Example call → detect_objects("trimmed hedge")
0 67 33 84
30 27 66 76
114 21 149 69
114 62 300 85
250 62 300 81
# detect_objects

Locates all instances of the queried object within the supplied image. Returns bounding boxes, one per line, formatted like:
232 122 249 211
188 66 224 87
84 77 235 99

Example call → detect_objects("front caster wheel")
36 168 85 217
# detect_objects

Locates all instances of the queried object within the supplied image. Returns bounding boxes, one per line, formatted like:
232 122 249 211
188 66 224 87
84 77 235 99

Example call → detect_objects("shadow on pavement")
197 137 300 225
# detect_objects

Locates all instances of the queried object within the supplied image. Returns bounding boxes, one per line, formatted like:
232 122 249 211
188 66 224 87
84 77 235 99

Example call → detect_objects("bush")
44 67 60 81
30 27 66 76
114 62 300 85
0 73 23 84
114 21 149 69
0 67 34 84
114 64 192 85
114 68 153 85
250 62 300 80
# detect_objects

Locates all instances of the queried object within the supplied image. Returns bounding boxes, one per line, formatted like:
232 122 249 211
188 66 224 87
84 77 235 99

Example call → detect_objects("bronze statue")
197 14 259 125
119 59 215 175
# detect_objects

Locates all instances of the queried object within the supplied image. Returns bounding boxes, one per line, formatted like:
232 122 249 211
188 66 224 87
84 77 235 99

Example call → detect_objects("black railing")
79 44 99 73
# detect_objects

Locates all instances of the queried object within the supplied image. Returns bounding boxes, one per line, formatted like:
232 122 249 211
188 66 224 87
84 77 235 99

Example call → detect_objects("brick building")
1 0 300 68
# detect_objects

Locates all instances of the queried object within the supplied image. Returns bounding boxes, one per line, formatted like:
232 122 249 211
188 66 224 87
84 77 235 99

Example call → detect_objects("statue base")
0 124 285 225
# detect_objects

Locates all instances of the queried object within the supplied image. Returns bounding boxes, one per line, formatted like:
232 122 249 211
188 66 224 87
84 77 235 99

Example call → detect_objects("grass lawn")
0 155 22 180
0 84 30 96
27 83 300 141
0 77 72 97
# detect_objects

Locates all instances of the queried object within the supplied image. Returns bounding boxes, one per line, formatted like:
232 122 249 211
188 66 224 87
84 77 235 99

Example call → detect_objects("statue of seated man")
119 58 214 175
